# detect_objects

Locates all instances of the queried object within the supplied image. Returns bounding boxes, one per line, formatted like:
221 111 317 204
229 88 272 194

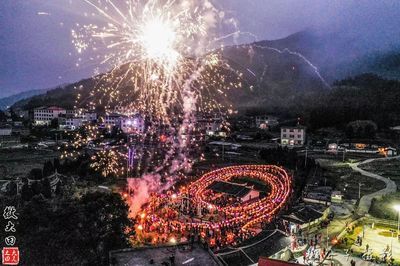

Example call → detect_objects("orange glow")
134 165 292 247
160 134 168 143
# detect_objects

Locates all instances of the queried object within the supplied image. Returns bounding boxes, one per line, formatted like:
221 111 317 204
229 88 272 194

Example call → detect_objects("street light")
394 205 400 236
358 183 363 200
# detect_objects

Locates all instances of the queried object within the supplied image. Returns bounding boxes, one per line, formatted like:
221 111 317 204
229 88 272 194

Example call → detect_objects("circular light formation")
138 165 292 246
190 164 292 230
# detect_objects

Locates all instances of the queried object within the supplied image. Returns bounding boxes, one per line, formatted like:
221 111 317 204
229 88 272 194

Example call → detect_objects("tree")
31 181 43 196
21 183 34 201
18 192 133 265
54 182 63 196
75 192 133 265
0 110 6 122
41 178 52 198
50 118 59 129
29 168 43 180
43 161 55 177
364 124 376 139
345 126 354 139
53 158 61 171
17 194 79 265
356 126 363 138
5 181 18 196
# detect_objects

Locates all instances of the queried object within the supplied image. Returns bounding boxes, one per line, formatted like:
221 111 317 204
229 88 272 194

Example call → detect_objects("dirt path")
349 156 399 216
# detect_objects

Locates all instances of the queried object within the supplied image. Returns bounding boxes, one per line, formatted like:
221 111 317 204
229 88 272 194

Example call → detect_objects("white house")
0 125 12 136
59 110 97 130
34 106 66 126
120 116 144 134
383 147 398 157
281 126 306 146
104 113 124 129
197 116 224 136
207 181 260 203
240 189 260 202
255 115 279 129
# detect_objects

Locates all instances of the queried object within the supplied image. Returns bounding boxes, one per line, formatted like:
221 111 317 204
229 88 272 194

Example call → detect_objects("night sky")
1 0 400 98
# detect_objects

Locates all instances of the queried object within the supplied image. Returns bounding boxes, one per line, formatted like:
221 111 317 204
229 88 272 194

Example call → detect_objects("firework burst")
66 0 244 186
90 149 125 177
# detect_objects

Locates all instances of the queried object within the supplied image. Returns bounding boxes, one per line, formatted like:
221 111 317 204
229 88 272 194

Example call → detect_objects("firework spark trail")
70 0 332 216
252 44 331 89
163 60 203 175
66 0 332 218
68 0 244 189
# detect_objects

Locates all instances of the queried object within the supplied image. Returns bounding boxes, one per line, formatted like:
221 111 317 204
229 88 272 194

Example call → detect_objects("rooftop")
259 257 301 266
281 126 306 129
0 124 12 129
216 230 290 266
208 180 254 198
282 205 326 224
110 243 219 266
34 106 66 111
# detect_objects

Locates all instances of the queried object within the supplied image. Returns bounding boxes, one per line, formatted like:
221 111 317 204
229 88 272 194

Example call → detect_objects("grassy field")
318 159 386 200
0 148 60 180
335 225 363 251
360 158 400 187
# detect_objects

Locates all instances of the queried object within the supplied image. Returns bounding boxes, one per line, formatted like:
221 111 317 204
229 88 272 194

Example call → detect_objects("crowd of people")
133 164 292 248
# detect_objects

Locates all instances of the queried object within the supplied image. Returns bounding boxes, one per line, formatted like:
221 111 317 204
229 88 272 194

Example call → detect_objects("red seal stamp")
2 247 19 265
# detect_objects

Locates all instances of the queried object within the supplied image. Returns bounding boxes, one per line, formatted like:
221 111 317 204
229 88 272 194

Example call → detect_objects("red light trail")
134 165 292 247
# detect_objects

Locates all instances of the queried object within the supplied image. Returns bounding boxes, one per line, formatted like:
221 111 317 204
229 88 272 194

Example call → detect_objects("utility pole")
222 140 225 161
326 226 329 250
126 134 130 180
304 146 308 168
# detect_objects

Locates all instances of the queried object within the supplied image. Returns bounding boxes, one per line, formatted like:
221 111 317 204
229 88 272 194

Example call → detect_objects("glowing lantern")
160 134 168 143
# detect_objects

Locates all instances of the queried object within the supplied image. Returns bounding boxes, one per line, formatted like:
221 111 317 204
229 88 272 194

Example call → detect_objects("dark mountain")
255 30 400 82
12 80 95 110
358 50 400 80
13 29 400 119
221 43 328 112
0 89 47 110
306 73 400 129
13 44 328 113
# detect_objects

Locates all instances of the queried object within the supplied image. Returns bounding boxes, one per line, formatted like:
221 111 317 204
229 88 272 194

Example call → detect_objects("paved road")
349 156 399 216
327 251 380 266
295 250 381 265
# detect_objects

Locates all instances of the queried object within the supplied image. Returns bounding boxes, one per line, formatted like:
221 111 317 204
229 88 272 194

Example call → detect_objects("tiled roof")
207 181 252 198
